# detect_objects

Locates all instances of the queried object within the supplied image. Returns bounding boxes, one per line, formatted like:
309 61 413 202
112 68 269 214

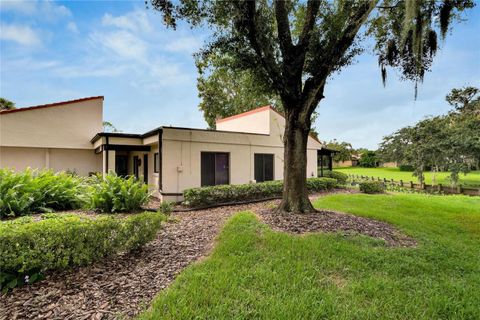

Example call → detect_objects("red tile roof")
0 96 104 114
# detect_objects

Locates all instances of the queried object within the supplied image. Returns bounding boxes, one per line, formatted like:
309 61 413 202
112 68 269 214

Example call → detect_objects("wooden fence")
348 174 480 196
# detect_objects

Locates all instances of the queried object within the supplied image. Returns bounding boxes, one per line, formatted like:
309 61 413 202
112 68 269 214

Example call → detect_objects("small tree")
0 98 15 111
359 151 378 168
103 121 120 133
326 140 354 163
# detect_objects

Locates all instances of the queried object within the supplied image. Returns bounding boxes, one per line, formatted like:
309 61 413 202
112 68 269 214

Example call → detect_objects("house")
0 97 332 202
334 154 361 168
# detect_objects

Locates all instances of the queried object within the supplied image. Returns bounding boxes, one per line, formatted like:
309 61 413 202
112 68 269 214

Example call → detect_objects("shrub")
87 173 150 213
0 212 164 291
399 164 415 172
0 169 86 218
321 171 348 184
159 201 174 215
183 178 337 207
359 181 385 194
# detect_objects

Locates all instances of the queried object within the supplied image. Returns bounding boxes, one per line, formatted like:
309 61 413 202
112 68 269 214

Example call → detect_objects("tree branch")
274 0 294 58
302 0 379 109
240 0 286 95
297 0 321 51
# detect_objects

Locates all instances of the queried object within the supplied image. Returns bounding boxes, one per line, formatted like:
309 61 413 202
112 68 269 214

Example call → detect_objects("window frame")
254 153 275 183
200 152 230 187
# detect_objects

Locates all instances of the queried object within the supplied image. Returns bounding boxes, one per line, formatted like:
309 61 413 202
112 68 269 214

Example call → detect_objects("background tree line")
378 86 480 186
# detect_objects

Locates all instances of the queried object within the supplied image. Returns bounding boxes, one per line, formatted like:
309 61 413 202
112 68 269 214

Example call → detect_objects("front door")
143 154 148 184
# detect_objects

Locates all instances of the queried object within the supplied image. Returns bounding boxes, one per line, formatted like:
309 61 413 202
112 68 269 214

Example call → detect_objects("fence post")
400 180 404 187
458 185 463 194
410 181 414 189
438 183 443 192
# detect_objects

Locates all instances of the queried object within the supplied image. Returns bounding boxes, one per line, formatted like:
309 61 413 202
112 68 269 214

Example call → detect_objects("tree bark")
276 108 316 214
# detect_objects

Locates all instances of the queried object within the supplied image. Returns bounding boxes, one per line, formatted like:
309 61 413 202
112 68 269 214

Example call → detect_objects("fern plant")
87 173 150 213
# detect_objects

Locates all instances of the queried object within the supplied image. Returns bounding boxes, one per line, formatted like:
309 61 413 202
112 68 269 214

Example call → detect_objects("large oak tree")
150 0 474 213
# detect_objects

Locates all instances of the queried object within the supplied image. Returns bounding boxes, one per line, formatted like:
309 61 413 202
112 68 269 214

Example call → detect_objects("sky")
1 1 479 150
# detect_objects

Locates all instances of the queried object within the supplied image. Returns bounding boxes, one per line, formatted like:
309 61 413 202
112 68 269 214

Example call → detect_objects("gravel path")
1 190 413 319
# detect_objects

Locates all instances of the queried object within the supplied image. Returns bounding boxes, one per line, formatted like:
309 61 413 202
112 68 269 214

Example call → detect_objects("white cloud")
67 21 78 33
0 0 71 21
0 0 36 14
0 23 41 46
89 30 147 60
165 36 202 54
101 10 152 33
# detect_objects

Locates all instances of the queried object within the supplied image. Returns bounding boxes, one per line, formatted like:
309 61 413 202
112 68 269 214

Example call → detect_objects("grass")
335 167 480 188
139 194 480 319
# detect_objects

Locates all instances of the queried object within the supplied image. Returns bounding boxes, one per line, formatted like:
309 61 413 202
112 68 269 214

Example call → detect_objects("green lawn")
335 167 480 188
139 194 480 319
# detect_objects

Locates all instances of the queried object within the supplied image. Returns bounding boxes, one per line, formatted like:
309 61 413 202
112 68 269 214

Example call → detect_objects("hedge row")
0 212 165 290
183 177 338 207
0 169 150 218
321 171 348 184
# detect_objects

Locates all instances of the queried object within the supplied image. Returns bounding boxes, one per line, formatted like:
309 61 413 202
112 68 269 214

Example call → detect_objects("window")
201 152 229 186
254 154 274 182
154 153 159 173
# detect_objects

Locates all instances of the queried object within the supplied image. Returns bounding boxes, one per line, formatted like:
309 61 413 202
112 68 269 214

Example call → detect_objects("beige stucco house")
1 97 332 201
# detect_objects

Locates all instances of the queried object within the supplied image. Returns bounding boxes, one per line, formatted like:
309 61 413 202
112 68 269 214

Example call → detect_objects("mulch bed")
257 209 417 247
0 190 414 319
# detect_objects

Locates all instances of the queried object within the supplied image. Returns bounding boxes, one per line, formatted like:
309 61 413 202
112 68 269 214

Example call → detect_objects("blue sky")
1 1 479 149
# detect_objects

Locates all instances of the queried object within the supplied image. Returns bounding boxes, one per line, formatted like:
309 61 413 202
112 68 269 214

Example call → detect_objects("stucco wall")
216 107 270 134
0 98 103 149
0 146 101 176
334 160 353 168
160 125 319 197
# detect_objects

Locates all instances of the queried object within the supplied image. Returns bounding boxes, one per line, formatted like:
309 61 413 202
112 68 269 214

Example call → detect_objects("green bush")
399 164 415 172
321 171 348 184
0 212 164 291
87 173 150 213
0 169 86 218
359 181 385 194
159 201 174 215
183 178 337 207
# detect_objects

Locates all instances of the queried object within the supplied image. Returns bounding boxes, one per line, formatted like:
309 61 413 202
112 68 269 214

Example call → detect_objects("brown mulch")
0 190 413 320
257 209 417 247
0 201 272 320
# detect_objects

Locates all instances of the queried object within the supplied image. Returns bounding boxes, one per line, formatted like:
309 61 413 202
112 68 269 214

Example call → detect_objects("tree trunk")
276 108 316 213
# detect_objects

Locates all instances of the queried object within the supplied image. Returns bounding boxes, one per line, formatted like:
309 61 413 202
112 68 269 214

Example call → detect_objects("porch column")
108 150 116 173
102 149 116 176
320 153 324 177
